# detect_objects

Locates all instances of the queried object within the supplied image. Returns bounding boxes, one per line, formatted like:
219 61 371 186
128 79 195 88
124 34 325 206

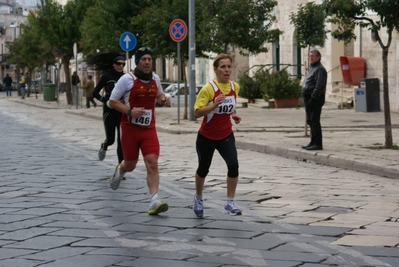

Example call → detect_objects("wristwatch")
127 109 131 116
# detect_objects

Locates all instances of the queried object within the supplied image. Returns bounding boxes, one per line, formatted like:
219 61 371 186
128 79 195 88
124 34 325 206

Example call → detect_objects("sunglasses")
115 62 126 66
138 47 152 52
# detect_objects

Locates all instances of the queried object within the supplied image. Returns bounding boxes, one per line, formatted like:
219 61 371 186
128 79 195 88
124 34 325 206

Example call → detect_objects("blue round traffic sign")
119 32 137 51
169 19 187 42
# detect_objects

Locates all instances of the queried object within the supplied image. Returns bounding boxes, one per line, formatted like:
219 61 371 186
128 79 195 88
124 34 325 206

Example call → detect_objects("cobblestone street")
0 96 398 267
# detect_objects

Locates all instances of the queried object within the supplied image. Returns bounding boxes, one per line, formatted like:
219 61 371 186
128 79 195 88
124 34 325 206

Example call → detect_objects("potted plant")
237 72 263 103
260 69 301 108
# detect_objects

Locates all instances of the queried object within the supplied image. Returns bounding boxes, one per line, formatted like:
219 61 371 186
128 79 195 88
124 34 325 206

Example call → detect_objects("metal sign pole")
169 19 187 124
188 0 196 121
75 60 78 109
73 43 78 109
177 42 181 124
126 51 129 72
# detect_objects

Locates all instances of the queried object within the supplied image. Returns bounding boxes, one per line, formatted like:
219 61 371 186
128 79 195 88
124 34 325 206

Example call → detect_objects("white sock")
150 193 158 203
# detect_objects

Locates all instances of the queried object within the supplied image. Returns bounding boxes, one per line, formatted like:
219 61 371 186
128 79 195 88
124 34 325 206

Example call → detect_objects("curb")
236 140 399 180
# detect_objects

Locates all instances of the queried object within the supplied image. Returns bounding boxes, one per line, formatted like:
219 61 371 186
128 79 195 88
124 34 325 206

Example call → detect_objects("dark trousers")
304 95 325 147
5 86 12 96
20 85 26 99
101 108 123 163
86 97 97 108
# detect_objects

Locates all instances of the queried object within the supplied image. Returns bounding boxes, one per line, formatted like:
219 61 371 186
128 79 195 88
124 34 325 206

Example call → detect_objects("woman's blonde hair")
213 53 233 68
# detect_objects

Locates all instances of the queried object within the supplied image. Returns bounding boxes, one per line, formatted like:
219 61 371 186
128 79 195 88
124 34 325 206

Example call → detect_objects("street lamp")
9 22 17 40
9 22 17 94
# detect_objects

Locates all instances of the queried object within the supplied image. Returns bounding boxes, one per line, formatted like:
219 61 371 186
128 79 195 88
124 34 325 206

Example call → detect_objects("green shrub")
260 69 301 101
237 72 263 99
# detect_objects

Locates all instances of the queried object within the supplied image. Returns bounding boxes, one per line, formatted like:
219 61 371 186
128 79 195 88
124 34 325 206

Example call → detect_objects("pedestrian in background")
88 52 125 163
192 53 242 218
3 74 12 97
71 71 80 86
81 74 97 108
19 72 26 99
301 49 327 151
108 47 170 215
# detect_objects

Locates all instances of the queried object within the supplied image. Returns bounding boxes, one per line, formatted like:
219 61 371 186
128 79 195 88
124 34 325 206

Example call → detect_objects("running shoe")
148 199 169 215
224 200 242 216
109 164 123 190
98 147 106 161
193 195 204 218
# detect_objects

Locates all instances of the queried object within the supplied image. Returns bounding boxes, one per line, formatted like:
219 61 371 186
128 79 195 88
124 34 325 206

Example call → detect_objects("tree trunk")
62 57 73 105
382 47 393 148
26 73 31 98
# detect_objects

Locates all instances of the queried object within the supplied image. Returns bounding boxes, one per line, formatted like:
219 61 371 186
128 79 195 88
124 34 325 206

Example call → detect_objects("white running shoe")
109 164 123 190
224 200 242 216
148 199 169 215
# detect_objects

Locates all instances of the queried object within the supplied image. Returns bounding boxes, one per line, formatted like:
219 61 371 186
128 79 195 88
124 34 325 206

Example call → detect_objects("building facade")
0 0 29 82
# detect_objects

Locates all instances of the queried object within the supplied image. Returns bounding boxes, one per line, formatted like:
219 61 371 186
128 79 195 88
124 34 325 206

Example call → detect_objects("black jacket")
301 61 327 99
3 76 12 87
92 69 124 104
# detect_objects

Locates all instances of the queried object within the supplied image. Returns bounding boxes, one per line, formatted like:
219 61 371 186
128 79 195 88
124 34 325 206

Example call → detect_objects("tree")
80 0 151 55
26 9 57 88
7 12 57 97
197 0 282 55
130 0 208 60
36 0 95 105
322 0 399 148
290 2 328 63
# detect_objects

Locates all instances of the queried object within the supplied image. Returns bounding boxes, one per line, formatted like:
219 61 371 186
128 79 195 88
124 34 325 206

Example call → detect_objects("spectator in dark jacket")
301 49 327 151
71 71 80 86
3 74 12 97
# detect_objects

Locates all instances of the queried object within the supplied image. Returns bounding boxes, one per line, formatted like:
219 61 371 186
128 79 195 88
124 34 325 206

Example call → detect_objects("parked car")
160 81 174 91
163 83 204 107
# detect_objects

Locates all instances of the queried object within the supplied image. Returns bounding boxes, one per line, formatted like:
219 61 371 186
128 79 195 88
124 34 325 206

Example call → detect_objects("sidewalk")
8 93 399 180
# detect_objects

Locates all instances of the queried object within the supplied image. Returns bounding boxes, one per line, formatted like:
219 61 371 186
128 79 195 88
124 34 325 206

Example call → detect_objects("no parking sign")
169 19 187 42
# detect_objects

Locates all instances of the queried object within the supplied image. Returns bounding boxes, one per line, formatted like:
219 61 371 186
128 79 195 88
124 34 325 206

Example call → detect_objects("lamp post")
10 22 16 40
73 43 78 109
9 22 17 95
